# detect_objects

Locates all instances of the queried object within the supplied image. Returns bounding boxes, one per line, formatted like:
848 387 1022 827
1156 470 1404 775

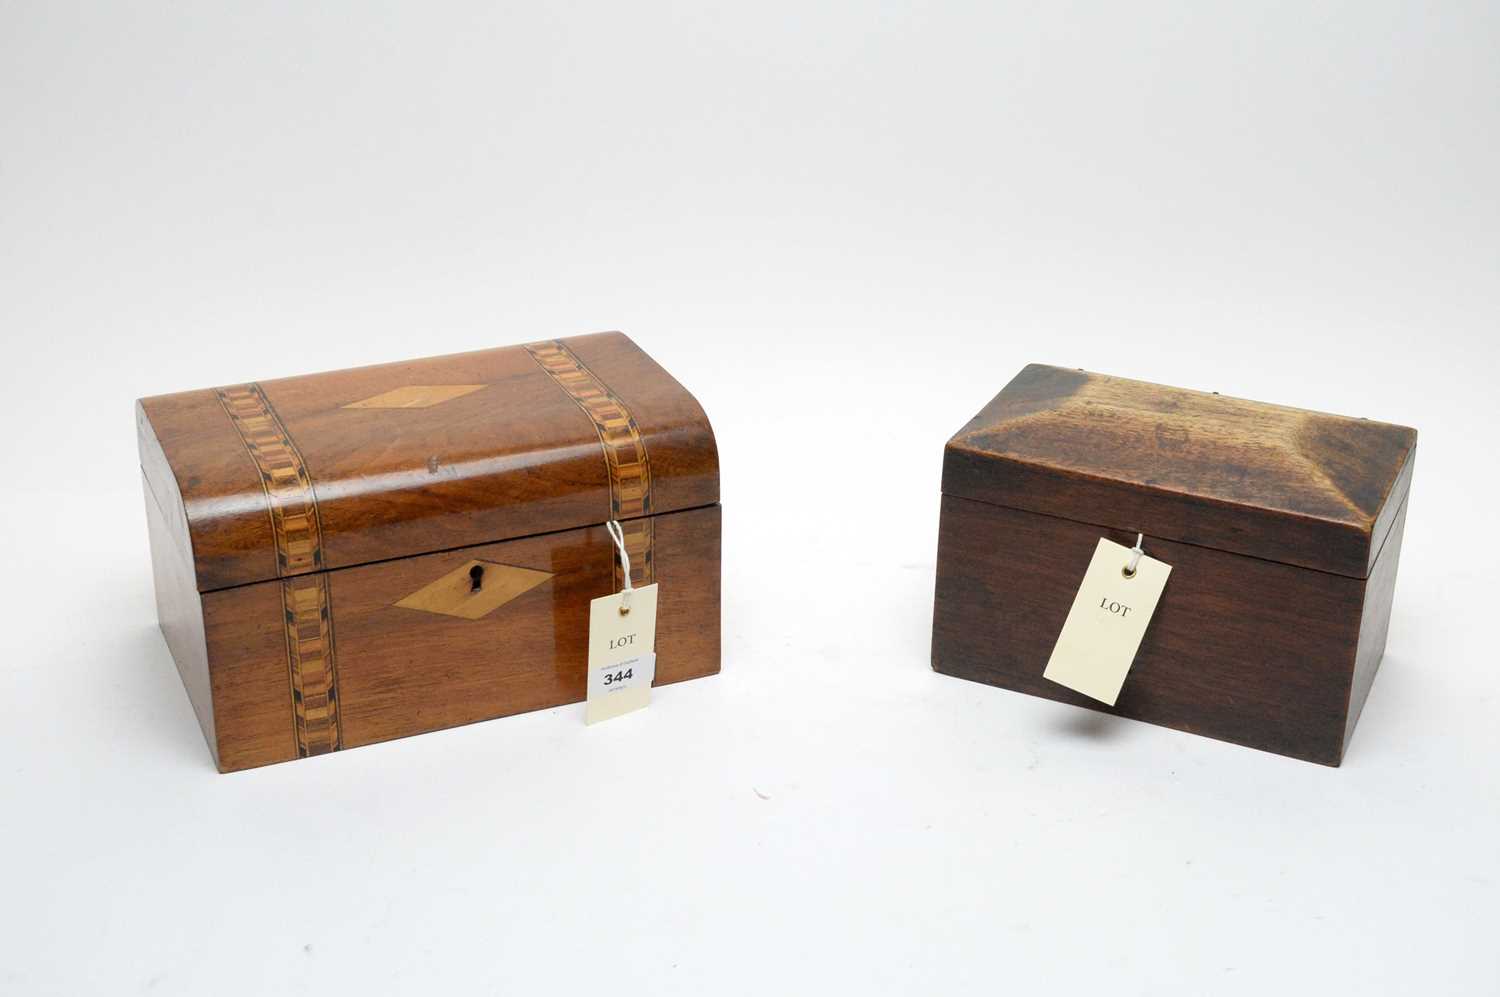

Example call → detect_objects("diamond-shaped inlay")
343 384 487 409
394 559 554 620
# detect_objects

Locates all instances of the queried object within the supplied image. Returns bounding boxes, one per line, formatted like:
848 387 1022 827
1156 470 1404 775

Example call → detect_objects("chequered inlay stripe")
214 384 324 575
215 383 341 757
281 574 341 755
524 341 655 589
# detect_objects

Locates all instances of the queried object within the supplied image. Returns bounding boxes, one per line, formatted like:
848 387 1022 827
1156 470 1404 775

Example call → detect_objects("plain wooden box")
139 332 721 772
931 364 1416 765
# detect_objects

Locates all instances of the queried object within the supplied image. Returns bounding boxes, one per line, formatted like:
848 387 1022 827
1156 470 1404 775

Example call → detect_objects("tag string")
605 520 633 614
1125 533 1145 576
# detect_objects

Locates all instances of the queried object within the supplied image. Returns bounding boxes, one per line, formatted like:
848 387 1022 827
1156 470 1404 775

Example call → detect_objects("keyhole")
469 565 484 592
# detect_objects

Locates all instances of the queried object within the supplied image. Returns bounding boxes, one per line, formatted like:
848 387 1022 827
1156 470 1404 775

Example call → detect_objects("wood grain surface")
932 365 1417 765
138 331 718 591
944 364 1417 577
193 505 720 772
143 470 216 765
931 495 1374 765
138 332 721 771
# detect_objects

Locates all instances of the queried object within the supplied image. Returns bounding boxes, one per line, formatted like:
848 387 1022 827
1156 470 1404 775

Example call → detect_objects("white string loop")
1125 533 1145 576
605 520 633 614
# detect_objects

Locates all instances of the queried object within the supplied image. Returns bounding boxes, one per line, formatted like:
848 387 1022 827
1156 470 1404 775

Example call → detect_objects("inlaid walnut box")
138 332 720 772
932 365 1417 766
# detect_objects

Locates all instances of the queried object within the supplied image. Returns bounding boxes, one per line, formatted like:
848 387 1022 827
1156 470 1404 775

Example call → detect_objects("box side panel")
1343 497 1409 755
653 503 722 686
143 472 217 767
1363 447 1415 578
202 582 300 771
328 503 719 752
137 395 281 592
932 494 1365 765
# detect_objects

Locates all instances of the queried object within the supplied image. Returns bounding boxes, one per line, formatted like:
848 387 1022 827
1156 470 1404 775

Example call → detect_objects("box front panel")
931 495 1365 765
202 505 720 771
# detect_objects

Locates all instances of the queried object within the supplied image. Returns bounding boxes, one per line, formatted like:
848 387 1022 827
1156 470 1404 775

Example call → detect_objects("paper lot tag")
585 583 658 724
1043 539 1171 706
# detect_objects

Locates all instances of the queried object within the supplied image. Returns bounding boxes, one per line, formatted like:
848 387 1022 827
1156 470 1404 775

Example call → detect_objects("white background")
3 3 1497 994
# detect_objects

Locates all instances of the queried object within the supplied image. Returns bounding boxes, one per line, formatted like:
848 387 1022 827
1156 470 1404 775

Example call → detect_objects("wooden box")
931 365 1416 765
138 332 720 772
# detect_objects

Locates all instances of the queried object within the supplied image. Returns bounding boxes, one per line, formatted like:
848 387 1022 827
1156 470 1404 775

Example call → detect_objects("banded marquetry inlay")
282 574 342 755
215 383 324 576
216 382 342 756
524 340 656 589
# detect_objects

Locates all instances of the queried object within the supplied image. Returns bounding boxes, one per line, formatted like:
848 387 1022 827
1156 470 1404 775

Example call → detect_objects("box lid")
942 364 1416 578
138 332 718 592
